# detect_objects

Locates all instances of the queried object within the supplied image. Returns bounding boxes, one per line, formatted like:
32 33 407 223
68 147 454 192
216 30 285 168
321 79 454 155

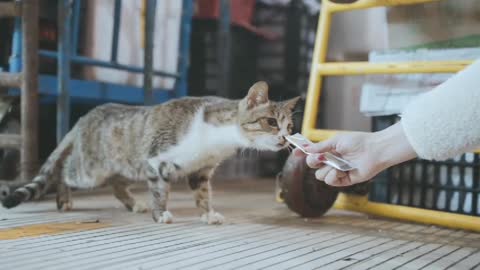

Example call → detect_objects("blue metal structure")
56 0 72 142
9 0 193 141
144 0 157 105
217 0 231 97
8 18 21 73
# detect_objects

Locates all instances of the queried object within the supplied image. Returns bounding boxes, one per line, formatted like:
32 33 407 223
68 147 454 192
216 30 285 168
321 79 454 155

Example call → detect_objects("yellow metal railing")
303 0 480 232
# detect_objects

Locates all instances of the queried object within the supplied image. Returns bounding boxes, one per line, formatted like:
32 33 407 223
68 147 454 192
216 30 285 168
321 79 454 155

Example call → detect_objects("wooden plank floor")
1 179 480 270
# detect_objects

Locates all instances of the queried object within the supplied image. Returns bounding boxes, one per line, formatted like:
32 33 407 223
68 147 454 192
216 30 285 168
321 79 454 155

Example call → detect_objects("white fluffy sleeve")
401 59 480 161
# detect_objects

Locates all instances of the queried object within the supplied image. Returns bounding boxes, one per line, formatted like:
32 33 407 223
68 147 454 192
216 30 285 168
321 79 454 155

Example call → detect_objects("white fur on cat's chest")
147 108 249 175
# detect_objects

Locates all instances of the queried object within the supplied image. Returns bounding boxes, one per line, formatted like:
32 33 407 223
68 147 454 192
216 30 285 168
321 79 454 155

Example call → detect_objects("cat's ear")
245 81 269 109
282 96 301 111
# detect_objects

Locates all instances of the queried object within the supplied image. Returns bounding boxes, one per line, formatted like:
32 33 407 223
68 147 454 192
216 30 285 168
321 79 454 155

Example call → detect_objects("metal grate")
2 185 480 270
370 115 480 216
2 219 480 270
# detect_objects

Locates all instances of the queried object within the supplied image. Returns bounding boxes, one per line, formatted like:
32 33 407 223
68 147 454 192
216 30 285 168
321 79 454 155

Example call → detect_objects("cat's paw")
158 161 182 182
153 210 174 224
56 183 73 212
201 211 224 225
132 201 149 213
57 200 73 212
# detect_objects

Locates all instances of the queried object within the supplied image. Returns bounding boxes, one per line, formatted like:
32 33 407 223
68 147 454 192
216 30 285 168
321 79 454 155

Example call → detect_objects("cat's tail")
2 126 77 209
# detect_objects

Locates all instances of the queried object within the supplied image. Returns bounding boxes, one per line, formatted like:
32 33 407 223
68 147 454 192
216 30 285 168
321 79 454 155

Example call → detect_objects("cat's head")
238 81 300 151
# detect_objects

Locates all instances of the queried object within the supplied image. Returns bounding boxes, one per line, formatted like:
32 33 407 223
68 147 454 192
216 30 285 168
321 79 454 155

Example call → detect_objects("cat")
2 81 299 224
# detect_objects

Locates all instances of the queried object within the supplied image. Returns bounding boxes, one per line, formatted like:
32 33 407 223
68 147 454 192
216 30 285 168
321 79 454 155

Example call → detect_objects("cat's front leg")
146 161 180 223
188 167 224 225
56 180 73 212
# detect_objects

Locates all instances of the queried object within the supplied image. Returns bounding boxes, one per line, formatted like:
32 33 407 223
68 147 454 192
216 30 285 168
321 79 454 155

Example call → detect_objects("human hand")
294 123 417 186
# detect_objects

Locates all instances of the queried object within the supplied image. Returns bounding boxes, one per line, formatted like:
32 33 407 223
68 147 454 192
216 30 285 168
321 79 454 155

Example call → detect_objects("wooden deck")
1 180 480 270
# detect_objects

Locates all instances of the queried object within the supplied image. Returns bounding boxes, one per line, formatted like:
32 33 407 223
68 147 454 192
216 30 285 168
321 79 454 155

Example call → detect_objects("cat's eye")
266 118 278 127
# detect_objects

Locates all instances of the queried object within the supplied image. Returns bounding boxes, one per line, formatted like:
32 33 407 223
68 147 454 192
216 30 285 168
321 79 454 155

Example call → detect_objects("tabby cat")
2 81 299 224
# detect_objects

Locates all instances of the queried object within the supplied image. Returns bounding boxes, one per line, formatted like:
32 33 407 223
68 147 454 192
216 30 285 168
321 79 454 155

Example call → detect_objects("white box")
82 0 182 90
360 48 480 116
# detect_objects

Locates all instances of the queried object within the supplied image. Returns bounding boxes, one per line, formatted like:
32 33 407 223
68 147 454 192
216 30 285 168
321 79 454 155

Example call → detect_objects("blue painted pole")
9 18 22 73
57 0 72 143
71 0 81 55
111 0 121 63
143 0 156 105
175 0 193 98
217 0 231 97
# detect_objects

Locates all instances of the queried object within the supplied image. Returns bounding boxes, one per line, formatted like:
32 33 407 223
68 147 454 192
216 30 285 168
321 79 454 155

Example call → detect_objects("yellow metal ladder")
303 0 480 232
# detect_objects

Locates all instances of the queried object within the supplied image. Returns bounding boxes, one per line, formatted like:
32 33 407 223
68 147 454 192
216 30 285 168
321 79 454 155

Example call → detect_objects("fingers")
293 148 306 157
315 166 347 181
325 169 350 186
314 166 351 187
306 153 326 169
304 137 337 154
314 166 331 180
295 136 338 160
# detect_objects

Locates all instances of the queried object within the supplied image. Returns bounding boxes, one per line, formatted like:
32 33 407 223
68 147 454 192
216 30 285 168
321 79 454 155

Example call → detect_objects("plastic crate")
369 115 480 216
188 20 259 98
194 0 255 30
255 1 318 100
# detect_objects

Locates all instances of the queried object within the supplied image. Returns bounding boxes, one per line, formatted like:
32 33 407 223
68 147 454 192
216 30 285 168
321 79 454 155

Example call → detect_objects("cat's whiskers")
292 110 304 115
287 145 294 153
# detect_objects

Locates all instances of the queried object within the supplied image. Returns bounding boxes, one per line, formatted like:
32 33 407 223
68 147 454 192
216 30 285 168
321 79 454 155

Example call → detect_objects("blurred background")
1 0 480 216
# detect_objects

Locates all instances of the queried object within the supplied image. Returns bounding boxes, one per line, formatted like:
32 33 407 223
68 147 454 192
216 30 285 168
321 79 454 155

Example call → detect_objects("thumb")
305 136 338 154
